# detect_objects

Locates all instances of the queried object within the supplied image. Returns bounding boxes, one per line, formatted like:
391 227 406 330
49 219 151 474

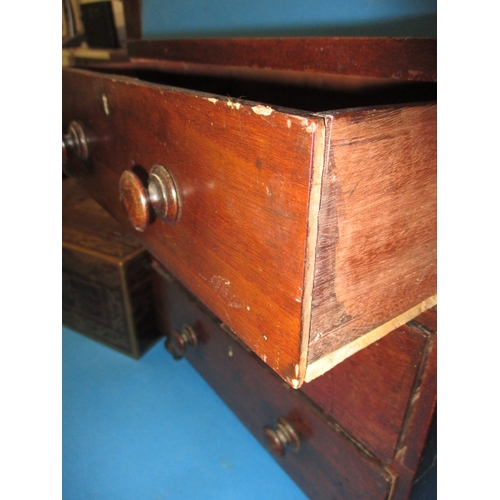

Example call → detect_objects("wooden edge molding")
62 241 145 265
296 120 327 388
118 259 140 358
304 295 437 383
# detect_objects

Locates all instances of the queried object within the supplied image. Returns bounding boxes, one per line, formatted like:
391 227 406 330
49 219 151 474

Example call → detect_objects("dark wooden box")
62 178 160 358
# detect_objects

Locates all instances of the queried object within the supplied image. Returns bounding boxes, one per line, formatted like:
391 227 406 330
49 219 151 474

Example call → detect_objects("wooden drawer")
62 38 436 387
151 260 436 500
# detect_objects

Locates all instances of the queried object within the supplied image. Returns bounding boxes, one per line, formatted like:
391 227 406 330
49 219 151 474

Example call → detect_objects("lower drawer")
152 261 392 500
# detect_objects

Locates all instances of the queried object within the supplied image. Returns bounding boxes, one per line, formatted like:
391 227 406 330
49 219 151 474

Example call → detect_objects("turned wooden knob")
119 165 179 232
119 170 150 232
165 324 198 360
262 417 300 457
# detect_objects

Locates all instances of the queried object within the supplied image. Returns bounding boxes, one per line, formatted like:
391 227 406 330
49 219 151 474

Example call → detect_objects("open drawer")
62 38 436 387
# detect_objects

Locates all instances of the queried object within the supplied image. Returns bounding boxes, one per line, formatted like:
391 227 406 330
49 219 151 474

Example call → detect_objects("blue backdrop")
142 0 437 38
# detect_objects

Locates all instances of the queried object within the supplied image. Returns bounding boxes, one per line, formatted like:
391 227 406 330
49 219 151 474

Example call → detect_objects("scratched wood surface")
302 310 434 462
305 104 437 381
390 308 437 499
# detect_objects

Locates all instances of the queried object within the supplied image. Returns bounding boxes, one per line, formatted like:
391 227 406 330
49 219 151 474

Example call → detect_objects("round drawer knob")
262 417 300 457
119 170 150 232
63 121 88 163
148 165 179 224
119 165 179 232
165 324 198 360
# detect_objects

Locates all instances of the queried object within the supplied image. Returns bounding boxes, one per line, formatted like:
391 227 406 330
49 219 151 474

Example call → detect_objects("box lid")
63 178 145 261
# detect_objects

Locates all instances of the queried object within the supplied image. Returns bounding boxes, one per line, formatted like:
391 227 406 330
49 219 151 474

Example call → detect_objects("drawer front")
63 68 325 385
152 262 392 500
302 316 430 461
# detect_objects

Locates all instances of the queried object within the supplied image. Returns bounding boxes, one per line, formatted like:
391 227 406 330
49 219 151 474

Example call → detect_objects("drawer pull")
62 121 88 163
263 417 300 457
119 165 179 232
119 170 150 232
165 324 198 360
148 165 179 224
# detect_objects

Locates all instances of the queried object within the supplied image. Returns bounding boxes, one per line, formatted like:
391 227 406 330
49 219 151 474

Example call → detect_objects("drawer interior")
83 63 436 112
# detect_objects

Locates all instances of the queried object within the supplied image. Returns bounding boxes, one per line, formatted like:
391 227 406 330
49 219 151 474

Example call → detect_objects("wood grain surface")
302 322 428 462
306 104 437 380
127 37 437 81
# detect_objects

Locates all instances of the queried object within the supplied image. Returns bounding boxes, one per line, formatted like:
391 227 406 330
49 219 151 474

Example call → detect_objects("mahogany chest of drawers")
62 36 437 499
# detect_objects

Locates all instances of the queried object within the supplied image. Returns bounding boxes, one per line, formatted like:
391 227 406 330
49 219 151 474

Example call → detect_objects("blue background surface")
142 0 437 38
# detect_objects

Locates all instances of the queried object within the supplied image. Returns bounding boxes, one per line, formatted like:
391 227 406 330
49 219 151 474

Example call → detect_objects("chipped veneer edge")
251 104 273 116
304 295 438 383
296 117 327 387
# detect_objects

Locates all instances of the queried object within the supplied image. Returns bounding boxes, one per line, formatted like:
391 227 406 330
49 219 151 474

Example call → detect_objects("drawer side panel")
307 104 436 378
